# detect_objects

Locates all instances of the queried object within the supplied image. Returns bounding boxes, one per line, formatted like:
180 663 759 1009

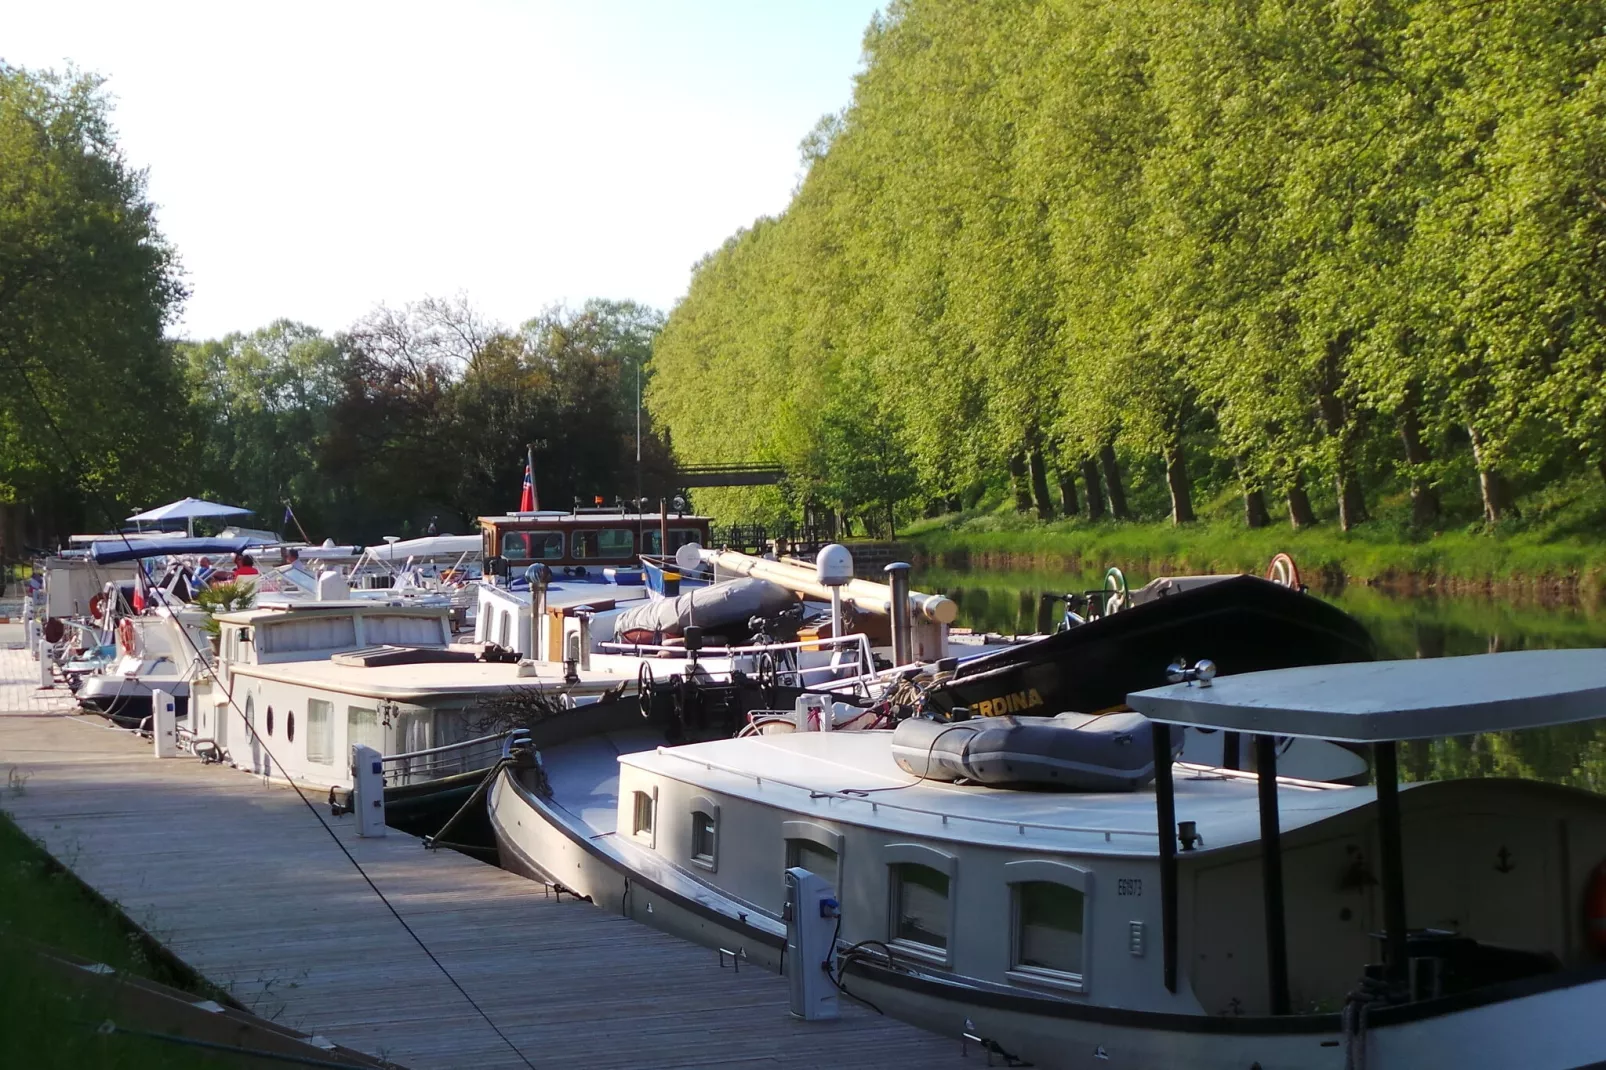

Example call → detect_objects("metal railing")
652 748 1159 841
596 632 877 693
381 731 508 786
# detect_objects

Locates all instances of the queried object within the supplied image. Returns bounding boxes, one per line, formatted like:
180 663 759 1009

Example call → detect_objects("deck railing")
381 732 507 786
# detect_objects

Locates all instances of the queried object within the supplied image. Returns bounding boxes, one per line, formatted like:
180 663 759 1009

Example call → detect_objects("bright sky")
2 1 882 339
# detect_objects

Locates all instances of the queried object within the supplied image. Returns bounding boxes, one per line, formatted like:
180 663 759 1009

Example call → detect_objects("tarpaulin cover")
614 577 797 642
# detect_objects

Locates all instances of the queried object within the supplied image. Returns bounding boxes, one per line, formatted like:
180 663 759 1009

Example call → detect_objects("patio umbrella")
126 497 252 538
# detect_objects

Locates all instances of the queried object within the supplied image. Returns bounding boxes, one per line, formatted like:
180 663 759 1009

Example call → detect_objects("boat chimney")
884 562 913 667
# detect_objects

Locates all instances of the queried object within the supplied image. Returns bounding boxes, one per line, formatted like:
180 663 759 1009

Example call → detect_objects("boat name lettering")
975 689 1046 717
1117 878 1143 897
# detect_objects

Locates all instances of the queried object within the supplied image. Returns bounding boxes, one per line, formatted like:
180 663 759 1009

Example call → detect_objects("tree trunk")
1027 448 1054 521
1468 425 1517 524
1316 335 1369 531
1398 386 1440 528
947 494 963 513
1099 443 1131 519
1057 469 1080 517
1597 457 1606 489
1008 453 1033 513
1244 489 1270 529
1286 480 1317 529
1165 440 1196 524
1081 459 1106 520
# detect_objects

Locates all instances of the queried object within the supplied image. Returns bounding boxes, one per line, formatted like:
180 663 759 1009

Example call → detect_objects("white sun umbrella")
126 497 253 539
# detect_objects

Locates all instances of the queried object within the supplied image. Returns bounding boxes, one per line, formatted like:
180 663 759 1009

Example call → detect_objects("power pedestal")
784 866 841 1021
151 689 179 758
352 744 386 837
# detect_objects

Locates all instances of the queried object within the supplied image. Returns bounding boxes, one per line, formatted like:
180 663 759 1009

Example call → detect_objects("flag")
519 464 535 512
283 504 295 526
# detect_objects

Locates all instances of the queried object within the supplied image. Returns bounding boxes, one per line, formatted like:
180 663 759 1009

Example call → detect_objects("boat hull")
927 575 1374 717
489 759 1605 1069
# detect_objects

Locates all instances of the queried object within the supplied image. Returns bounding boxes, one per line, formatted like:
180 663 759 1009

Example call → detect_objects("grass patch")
0 811 239 1068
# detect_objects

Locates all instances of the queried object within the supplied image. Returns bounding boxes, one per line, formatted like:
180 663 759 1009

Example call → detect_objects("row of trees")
179 297 672 542
649 0 1606 532
1 63 671 549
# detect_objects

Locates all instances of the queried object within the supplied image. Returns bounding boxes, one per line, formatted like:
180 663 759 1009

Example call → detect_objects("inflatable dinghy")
615 577 798 645
891 712 1182 792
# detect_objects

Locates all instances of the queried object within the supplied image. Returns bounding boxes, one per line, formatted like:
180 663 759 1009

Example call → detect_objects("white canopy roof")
1126 649 1606 742
127 497 252 523
364 534 481 560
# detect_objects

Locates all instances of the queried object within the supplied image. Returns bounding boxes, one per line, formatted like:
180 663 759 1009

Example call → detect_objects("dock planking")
0 644 975 1069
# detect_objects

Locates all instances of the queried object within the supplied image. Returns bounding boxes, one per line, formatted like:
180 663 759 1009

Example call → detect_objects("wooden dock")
0 640 976 1070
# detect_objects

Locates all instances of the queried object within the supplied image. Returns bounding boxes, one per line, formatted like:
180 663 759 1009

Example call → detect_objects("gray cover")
891 712 1180 792
614 577 797 641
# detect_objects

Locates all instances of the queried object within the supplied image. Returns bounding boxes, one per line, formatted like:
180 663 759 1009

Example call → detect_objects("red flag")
519 464 535 512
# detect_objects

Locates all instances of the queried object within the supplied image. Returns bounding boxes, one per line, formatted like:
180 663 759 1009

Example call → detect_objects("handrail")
598 631 873 664
381 731 509 765
652 747 1160 840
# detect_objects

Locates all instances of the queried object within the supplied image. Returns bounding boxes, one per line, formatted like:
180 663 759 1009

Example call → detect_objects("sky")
2 0 884 339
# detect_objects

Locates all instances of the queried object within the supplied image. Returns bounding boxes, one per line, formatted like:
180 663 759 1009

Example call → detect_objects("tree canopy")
648 0 1606 533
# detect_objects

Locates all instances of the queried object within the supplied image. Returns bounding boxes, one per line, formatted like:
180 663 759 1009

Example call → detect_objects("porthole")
287 711 296 743
266 706 275 736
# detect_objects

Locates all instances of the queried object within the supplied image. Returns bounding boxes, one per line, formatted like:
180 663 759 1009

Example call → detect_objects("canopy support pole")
1152 725 1177 993
1255 734 1291 1015
1374 741 1409 986
1222 731 1240 770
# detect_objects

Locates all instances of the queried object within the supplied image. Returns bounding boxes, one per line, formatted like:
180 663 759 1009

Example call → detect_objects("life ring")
89 593 108 620
117 617 137 655
1586 861 1606 956
1266 552 1302 590
1103 566 1130 615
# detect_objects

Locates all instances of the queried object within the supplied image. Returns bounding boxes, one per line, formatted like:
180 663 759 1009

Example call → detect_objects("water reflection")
916 566 1606 793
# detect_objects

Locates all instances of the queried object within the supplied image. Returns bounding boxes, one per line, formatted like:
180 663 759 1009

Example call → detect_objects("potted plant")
193 580 256 654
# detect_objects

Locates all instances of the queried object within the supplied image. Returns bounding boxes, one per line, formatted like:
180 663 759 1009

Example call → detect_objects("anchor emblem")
1495 847 1516 874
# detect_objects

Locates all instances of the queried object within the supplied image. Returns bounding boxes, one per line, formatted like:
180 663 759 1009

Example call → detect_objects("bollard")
151 689 179 758
37 639 53 688
352 744 386 837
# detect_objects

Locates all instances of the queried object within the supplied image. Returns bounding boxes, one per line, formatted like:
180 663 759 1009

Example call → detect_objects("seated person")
233 553 259 577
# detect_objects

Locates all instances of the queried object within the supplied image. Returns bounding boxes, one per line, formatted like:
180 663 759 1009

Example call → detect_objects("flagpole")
526 442 538 511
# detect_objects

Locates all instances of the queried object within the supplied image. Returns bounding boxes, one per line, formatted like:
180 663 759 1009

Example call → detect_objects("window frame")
631 786 658 848
884 843 958 966
782 820 843 891
689 794 719 871
1004 859 1093 994
306 697 334 765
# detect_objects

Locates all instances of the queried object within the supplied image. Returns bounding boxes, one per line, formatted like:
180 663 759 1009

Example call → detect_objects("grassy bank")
904 508 1606 601
0 810 236 1068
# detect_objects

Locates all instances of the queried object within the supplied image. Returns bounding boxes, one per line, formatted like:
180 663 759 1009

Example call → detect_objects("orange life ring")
117 617 137 655
1585 861 1606 955
1266 552 1302 590
89 593 108 620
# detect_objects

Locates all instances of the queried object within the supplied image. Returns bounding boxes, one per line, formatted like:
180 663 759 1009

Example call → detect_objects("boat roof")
479 511 711 524
619 731 1372 857
1127 649 1606 743
87 536 255 564
230 657 634 700
215 601 448 625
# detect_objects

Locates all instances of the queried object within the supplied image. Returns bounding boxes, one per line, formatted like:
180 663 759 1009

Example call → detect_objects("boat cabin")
480 509 711 570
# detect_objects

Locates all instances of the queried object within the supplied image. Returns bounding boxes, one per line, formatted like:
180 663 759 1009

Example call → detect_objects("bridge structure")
674 461 787 488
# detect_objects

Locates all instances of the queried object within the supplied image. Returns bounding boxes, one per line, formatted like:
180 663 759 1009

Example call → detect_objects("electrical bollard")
352 744 386 837
784 866 841 1021
151 689 179 758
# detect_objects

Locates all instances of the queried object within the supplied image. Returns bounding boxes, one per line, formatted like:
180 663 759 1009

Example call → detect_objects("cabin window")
363 614 443 647
501 531 564 560
1003 860 1092 993
891 864 951 951
286 711 296 743
631 788 657 846
690 795 719 870
788 840 839 890
348 706 384 755
1014 883 1085 978
573 528 633 560
642 528 704 556
497 610 511 649
306 699 334 765
266 706 275 737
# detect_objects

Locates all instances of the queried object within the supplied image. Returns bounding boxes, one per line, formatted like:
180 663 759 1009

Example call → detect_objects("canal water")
913 565 1606 793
